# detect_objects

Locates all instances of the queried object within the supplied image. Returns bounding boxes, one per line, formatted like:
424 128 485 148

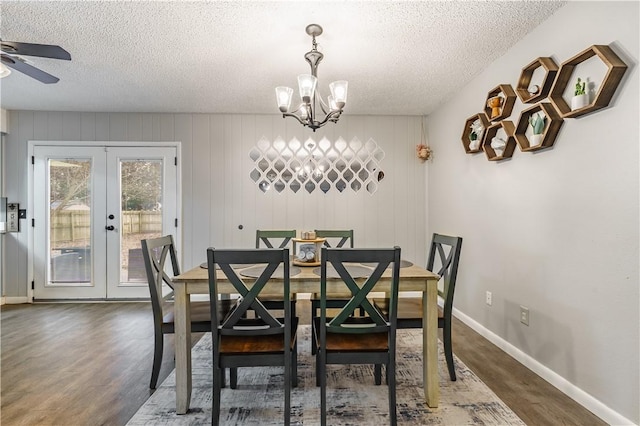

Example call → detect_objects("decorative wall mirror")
249 136 385 194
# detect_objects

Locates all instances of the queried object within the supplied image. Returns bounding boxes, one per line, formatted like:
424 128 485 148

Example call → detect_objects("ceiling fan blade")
1 54 60 84
1 41 71 60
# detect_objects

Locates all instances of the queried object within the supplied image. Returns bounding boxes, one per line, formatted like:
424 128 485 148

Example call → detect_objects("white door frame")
27 140 182 302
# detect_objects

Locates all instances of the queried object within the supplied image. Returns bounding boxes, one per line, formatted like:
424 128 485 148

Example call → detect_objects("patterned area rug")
128 326 525 425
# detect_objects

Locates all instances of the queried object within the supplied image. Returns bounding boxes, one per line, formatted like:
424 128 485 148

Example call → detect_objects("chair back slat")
321 247 401 335
255 230 296 249
142 235 180 319
207 248 290 337
314 229 354 248
426 233 463 313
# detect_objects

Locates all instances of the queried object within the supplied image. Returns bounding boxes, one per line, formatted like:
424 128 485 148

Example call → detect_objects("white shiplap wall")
4 111 427 298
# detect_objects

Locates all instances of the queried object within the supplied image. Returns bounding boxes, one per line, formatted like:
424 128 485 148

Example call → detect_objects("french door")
33 145 178 299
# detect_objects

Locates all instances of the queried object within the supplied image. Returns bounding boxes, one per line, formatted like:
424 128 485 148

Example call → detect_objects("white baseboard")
453 307 636 426
4 296 29 305
0 296 5 305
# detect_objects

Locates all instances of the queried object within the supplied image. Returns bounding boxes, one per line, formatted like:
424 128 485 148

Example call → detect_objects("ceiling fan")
1 40 71 84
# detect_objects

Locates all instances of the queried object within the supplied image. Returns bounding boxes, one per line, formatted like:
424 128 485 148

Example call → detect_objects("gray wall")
4 112 427 299
426 2 638 424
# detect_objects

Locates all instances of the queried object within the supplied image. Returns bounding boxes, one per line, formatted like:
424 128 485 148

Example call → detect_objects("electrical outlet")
520 306 530 326
485 291 492 306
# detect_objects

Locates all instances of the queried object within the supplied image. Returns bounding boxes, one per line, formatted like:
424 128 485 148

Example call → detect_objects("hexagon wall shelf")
461 112 490 154
549 44 628 118
484 84 517 122
516 57 559 104
515 103 564 152
483 120 516 161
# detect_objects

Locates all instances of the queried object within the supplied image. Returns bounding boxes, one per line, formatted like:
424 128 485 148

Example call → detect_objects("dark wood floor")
1 301 605 426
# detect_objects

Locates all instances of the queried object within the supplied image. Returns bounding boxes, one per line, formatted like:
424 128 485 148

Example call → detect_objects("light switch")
7 203 19 232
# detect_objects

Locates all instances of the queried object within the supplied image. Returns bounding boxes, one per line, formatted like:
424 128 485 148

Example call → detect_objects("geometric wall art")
249 136 385 194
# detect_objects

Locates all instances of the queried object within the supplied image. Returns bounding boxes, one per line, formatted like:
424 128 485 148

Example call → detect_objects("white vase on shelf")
491 136 506 158
571 93 588 110
530 134 543 147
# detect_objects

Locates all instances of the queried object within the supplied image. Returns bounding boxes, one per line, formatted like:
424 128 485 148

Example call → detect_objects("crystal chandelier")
275 24 348 132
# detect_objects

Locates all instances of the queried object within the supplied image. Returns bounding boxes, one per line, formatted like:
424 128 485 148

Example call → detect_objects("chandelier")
275 24 348 132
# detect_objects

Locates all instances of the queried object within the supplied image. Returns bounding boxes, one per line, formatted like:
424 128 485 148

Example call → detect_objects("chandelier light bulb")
297 74 317 102
275 86 294 112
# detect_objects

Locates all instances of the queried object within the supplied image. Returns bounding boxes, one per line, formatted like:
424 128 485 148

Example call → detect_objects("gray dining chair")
310 229 355 354
141 235 235 389
373 233 463 381
207 247 298 426
315 246 401 426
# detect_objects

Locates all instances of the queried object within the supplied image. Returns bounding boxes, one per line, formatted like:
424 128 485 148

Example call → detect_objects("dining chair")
373 233 462 381
255 229 297 318
315 246 401 426
310 229 355 354
207 248 298 426
141 235 235 389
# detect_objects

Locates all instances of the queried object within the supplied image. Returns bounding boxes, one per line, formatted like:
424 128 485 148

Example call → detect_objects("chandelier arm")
281 112 310 127
314 110 343 128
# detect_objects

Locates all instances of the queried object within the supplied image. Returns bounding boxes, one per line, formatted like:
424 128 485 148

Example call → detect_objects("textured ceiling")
0 1 566 115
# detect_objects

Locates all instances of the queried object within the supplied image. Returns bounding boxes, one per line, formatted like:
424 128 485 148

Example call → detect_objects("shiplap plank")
190 114 211 263
47 112 63 140
127 114 143 141
174 114 193 268
62 112 82 140
209 114 225 247
33 111 48 140
223 115 243 247
109 113 127 141
95 114 110 140
159 114 175 142
142 114 154 141
80 112 97 140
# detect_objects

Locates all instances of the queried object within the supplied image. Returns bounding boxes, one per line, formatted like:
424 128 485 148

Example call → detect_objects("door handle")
105 225 115 231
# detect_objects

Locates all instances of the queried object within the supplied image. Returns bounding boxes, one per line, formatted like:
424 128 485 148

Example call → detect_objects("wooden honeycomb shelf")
549 44 628 118
484 84 516 122
516 57 559 104
461 112 490 154
514 102 564 152
483 120 516 161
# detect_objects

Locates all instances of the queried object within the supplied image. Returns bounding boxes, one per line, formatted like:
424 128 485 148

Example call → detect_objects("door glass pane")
120 160 163 283
49 159 92 285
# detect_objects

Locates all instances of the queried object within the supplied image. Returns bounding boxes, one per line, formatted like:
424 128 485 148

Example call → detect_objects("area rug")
127 326 525 425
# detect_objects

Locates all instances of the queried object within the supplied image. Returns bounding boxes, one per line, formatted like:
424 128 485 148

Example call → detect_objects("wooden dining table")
172 261 441 414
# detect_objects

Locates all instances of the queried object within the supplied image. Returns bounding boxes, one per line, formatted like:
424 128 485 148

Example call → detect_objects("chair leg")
212 366 222 426
229 367 237 389
315 346 321 387
292 338 298 388
443 321 457 381
149 330 163 389
388 360 397 426
285 347 291 426
320 348 327 426
374 364 382 385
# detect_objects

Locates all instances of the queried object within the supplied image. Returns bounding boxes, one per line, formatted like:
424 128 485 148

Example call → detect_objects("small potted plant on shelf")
528 112 546 147
571 77 588 110
469 119 484 151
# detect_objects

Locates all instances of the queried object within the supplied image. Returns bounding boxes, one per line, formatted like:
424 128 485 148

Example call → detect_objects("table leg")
423 282 439 407
174 282 192 414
